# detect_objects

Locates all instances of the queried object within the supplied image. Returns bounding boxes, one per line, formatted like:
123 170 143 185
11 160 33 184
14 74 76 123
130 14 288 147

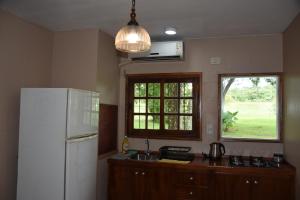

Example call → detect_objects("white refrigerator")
17 88 100 200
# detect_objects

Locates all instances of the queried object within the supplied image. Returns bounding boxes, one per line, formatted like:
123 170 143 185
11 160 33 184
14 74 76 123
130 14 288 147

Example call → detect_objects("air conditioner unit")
129 41 184 61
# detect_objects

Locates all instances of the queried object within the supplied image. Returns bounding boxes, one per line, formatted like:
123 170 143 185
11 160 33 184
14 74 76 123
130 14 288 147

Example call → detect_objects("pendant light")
115 0 151 53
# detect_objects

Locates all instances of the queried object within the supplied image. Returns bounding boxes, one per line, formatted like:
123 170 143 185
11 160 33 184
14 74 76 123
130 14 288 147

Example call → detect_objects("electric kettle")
209 142 226 160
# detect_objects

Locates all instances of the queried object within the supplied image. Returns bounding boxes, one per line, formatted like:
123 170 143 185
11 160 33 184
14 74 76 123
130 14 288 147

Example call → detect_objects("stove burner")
229 156 279 168
251 157 265 167
230 156 243 166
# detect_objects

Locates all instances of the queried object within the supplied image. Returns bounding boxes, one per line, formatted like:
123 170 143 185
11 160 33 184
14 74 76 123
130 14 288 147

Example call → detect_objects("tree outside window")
126 73 202 140
219 73 282 141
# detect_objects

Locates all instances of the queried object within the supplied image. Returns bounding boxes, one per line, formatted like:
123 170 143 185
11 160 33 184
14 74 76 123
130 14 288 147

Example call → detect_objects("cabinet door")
215 173 252 200
145 168 170 200
252 176 294 200
132 168 145 200
127 167 171 200
108 165 134 200
108 164 170 200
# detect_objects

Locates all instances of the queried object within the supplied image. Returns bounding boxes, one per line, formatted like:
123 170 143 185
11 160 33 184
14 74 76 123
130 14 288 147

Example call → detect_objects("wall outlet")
207 124 214 135
210 57 222 65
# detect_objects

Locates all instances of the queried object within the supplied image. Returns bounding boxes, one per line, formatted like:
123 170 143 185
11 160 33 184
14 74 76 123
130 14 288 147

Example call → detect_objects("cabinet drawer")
174 170 210 186
174 186 209 200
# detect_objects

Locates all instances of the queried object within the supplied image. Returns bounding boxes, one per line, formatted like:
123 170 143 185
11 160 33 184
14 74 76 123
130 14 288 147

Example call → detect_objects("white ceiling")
1 0 300 39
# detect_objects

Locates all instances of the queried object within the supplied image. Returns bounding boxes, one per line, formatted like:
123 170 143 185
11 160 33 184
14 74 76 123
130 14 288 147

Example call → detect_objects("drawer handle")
189 177 194 180
189 191 193 196
141 172 145 176
254 180 259 184
245 180 250 184
135 171 139 175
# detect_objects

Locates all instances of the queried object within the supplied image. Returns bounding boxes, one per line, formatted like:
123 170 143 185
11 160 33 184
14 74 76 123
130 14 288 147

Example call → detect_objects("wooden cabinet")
251 176 294 200
215 174 253 200
108 159 295 200
108 162 170 200
108 164 133 200
171 169 212 200
146 168 170 200
215 173 295 200
132 167 170 200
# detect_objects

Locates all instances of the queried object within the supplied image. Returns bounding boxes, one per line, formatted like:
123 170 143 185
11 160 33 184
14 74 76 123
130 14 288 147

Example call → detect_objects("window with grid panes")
126 73 202 140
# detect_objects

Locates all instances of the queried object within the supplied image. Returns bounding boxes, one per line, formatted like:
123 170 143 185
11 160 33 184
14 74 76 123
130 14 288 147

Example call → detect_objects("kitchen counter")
108 154 296 200
108 153 296 175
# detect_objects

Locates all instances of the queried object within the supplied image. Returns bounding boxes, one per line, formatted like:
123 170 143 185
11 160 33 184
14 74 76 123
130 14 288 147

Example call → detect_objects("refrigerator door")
65 134 98 200
17 88 67 200
67 89 99 139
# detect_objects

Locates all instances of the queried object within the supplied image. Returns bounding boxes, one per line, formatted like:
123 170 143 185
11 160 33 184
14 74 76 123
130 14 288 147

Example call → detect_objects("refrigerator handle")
67 134 98 143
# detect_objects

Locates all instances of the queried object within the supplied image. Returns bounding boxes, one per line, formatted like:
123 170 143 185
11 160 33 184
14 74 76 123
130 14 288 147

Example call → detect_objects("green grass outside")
223 102 278 139
133 102 278 139
134 118 160 130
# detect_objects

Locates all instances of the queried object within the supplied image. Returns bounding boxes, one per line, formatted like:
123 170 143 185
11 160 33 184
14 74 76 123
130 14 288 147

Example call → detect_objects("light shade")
115 25 151 53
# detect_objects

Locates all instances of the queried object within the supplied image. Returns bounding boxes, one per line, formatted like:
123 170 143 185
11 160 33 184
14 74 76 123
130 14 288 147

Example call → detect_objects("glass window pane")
148 99 160 113
134 99 146 113
220 76 279 140
180 99 193 114
148 115 160 130
148 83 160 97
134 115 146 129
164 115 178 130
180 116 193 130
134 83 146 97
164 99 178 113
180 83 193 97
164 83 178 97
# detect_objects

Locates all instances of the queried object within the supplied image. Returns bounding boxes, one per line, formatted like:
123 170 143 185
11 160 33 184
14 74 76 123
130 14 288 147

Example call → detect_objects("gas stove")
229 156 280 168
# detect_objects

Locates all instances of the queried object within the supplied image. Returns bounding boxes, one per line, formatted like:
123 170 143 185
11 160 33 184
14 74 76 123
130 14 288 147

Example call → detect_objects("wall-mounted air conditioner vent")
129 41 184 61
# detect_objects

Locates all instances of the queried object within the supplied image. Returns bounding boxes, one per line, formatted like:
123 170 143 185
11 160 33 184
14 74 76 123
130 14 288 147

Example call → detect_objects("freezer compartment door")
67 89 99 138
65 135 98 200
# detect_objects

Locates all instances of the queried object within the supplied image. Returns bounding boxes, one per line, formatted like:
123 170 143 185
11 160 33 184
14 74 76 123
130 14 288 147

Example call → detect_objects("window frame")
217 73 283 143
126 73 202 140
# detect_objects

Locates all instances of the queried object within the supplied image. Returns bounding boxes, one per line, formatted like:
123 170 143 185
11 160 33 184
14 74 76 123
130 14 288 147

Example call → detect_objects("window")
218 73 282 142
126 73 202 140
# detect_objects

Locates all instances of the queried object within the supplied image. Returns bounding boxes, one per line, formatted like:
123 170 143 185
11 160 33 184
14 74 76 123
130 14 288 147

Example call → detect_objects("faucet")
145 138 150 157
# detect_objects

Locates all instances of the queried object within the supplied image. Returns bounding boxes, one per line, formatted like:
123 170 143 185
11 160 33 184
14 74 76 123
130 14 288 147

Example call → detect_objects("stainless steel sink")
130 153 159 161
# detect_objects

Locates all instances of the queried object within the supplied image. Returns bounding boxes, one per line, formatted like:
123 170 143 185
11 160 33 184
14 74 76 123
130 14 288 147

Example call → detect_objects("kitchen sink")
130 153 159 161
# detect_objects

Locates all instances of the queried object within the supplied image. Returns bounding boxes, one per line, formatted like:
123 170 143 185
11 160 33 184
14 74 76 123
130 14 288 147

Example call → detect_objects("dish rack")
159 146 195 161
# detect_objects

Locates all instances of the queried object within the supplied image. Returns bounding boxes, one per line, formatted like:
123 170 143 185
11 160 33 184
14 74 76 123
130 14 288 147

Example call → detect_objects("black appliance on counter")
229 155 281 168
209 142 226 160
159 146 195 161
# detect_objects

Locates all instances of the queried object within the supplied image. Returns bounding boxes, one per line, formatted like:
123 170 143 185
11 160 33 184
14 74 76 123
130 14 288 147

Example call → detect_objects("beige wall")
0 9 53 200
97 30 120 105
51 29 99 90
51 29 119 200
96 31 119 200
283 13 300 200
0 12 120 199
118 34 283 156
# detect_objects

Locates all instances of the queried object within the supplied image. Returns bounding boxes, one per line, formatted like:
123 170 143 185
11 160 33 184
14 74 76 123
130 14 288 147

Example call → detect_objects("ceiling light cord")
128 0 138 26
